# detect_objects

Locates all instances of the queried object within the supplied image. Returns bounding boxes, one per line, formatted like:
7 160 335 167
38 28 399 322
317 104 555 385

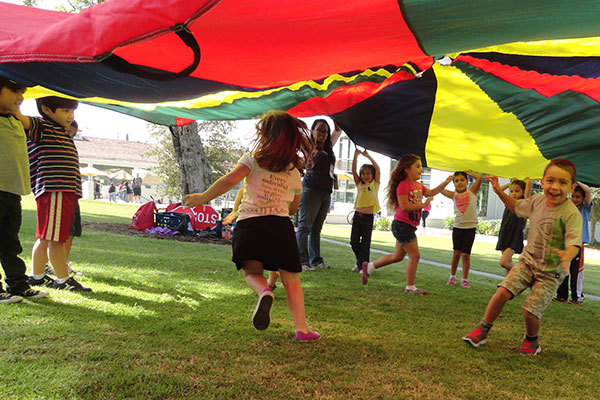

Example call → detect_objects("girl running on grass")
184 110 320 341
361 154 452 294
495 178 531 276
350 148 380 272
441 171 483 288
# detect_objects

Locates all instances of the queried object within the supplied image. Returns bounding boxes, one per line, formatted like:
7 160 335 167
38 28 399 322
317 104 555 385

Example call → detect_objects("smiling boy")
463 159 582 355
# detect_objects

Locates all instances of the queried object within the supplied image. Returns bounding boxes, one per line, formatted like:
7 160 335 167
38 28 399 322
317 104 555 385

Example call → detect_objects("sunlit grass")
0 197 598 399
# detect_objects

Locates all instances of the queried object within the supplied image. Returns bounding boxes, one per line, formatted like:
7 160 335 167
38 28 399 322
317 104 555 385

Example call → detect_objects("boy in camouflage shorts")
463 159 582 355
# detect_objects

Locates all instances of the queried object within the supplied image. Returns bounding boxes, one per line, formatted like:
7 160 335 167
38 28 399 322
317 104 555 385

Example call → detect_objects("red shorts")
35 192 78 243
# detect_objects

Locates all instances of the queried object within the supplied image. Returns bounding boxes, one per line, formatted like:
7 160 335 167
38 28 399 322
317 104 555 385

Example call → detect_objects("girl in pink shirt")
361 154 451 294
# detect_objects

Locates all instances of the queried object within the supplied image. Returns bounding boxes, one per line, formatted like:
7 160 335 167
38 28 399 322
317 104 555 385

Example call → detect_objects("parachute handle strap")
98 24 200 81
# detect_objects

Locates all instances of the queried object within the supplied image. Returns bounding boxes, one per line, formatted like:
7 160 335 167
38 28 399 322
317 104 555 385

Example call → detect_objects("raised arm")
330 121 343 146
576 181 592 204
487 175 517 213
352 148 361 185
524 177 532 198
426 175 454 198
467 171 483 194
362 150 381 183
11 108 31 130
184 164 250 207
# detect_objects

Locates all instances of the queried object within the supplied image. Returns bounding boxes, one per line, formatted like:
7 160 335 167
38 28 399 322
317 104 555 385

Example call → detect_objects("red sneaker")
519 337 541 355
462 327 488 348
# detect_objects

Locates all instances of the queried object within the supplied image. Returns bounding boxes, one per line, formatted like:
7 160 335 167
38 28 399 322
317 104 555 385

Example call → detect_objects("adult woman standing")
296 119 342 271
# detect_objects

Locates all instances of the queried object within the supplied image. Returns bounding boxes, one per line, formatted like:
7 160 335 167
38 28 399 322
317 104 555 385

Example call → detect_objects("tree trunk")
169 122 212 197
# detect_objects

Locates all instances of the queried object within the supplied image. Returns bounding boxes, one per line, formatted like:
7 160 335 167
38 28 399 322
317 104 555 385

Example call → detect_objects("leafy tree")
146 121 246 200
198 121 245 183
145 124 181 201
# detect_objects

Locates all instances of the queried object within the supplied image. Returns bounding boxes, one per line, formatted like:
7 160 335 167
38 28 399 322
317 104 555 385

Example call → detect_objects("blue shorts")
391 220 417 246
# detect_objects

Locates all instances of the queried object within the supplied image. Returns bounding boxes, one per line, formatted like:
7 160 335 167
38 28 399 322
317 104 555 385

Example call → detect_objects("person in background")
555 181 592 305
361 154 452 294
296 119 342 271
132 174 143 203
108 181 116 202
349 148 380 272
495 178 532 276
441 171 484 288
0 75 48 303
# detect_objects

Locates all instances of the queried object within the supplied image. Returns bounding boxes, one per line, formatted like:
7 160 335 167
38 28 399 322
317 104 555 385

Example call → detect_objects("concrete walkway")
323 229 600 302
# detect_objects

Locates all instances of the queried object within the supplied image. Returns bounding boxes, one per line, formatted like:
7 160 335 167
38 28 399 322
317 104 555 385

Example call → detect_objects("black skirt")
496 208 525 253
232 216 301 272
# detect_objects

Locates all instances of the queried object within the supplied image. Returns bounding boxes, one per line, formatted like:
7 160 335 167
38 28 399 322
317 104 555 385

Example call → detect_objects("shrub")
476 218 502 236
443 216 454 229
374 216 392 231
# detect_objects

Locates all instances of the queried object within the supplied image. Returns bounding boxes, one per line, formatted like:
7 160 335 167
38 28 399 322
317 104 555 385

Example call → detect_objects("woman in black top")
296 119 342 270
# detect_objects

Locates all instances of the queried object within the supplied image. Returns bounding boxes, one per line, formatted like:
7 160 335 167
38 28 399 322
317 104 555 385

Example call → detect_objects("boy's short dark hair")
0 76 27 92
36 96 78 119
573 185 585 196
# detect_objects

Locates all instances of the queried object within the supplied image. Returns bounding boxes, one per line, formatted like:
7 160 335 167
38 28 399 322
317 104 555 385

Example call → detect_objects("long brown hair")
386 154 421 210
250 110 314 173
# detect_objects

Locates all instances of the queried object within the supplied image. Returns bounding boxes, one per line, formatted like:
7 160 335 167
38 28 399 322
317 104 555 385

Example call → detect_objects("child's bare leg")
461 253 471 279
403 240 420 286
373 241 406 269
499 249 515 276
48 241 69 279
31 239 49 275
482 287 512 324
64 235 74 261
450 250 461 275
523 309 540 337
242 260 268 295
267 271 278 286
278 269 308 332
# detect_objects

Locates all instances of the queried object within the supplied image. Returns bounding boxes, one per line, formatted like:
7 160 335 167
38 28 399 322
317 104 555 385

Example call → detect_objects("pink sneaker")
460 279 471 288
446 276 456 285
361 262 369 285
295 330 321 341
404 287 428 295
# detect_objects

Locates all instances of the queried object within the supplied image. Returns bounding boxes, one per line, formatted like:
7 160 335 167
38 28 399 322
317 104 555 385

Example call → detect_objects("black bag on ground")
155 212 193 234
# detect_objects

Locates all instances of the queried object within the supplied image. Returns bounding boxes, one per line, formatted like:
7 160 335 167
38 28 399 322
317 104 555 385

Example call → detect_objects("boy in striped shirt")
14 96 90 291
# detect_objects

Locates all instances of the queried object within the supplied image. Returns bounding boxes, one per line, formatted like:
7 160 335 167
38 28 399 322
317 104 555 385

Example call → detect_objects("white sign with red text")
171 205 219 230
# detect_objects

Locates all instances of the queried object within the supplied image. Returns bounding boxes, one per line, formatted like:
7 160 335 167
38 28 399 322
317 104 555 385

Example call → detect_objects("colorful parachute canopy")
1 0 600 184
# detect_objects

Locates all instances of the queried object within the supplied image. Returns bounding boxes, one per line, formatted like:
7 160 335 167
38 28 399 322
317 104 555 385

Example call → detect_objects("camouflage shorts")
498 261 563 319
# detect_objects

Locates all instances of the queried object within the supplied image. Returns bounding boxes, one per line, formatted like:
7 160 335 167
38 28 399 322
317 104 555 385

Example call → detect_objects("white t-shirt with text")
236 153 302 221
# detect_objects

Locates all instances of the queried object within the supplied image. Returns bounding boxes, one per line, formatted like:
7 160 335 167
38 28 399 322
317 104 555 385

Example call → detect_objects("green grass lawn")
1 197 599 399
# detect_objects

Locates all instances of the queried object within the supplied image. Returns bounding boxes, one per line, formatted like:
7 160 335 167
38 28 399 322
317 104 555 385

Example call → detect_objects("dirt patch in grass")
84 221 231 245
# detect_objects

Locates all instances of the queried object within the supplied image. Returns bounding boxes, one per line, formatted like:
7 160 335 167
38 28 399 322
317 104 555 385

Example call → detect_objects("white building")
75 135 162 201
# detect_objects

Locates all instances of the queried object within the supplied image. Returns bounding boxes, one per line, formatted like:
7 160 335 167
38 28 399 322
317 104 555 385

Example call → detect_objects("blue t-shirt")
578 201 593 244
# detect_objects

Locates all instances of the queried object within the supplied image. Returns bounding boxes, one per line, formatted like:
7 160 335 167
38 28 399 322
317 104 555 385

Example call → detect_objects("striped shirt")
27 117 81 198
